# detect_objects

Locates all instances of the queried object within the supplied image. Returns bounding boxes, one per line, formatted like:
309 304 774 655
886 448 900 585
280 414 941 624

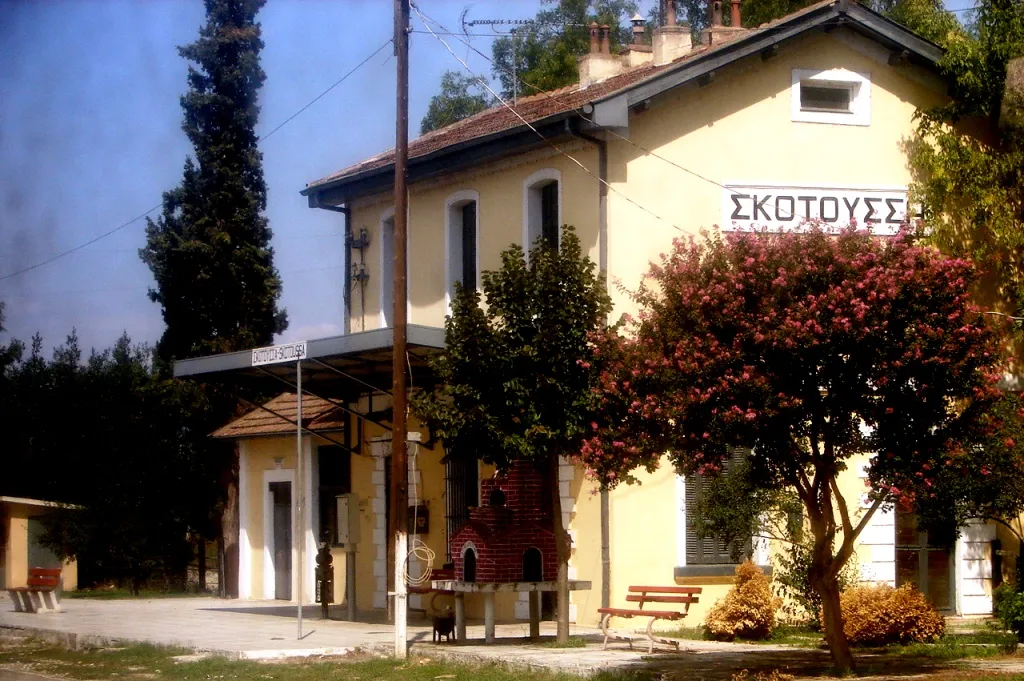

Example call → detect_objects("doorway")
895 509 954 611
270 481 292 601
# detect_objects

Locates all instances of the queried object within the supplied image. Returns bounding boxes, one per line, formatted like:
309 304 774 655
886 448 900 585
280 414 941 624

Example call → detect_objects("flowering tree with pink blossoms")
581 227 1022 673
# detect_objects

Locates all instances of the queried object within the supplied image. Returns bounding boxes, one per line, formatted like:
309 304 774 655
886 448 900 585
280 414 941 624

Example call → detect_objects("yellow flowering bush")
833 584 944 646
705 560 780 640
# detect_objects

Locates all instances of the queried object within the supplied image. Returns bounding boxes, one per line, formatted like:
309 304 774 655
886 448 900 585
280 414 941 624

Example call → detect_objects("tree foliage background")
0 321 225 593
421 71 494 134
902 0 1024 322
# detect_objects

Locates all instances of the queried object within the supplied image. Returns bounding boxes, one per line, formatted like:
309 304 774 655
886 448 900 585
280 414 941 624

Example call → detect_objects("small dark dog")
433 607 456 643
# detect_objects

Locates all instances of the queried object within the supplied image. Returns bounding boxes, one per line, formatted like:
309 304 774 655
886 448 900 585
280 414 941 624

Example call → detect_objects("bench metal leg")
600 614 634 651
644 618 680 654
7 590 27 613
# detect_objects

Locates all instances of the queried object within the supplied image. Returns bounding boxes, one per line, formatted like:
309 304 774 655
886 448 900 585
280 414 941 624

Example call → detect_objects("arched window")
523 168 561 251
445 190 479 311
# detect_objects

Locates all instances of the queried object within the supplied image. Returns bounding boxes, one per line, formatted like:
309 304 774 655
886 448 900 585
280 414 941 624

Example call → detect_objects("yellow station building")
178 0 1009 627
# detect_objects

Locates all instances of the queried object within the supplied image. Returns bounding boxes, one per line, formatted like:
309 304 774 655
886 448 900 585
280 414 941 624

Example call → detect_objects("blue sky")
0 0 978 356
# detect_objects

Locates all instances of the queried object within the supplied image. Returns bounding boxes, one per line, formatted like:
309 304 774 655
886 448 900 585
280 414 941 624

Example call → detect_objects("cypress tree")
142 0 286 366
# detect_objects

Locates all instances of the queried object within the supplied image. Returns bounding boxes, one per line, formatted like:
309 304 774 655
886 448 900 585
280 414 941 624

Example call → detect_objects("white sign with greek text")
251 342 307 367
722 184 916 236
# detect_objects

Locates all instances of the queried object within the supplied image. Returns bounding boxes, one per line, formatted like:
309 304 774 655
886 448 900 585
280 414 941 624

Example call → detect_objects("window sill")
674 564 773 585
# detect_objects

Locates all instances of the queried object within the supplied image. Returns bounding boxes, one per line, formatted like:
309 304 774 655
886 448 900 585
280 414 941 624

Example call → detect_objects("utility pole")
390 0 411 661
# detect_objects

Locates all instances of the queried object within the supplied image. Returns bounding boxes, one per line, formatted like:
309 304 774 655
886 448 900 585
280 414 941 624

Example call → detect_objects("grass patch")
660 625 707 640
0 638 655 681
66 587 212 600
539 636 588 648
869 631 1018 660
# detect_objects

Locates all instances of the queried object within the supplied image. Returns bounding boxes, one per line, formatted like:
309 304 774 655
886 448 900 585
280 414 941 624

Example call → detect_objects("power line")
412 4 684 233
0 38 393 283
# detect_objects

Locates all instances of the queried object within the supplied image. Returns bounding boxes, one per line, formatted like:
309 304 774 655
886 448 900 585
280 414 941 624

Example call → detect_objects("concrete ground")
2 593 1023 679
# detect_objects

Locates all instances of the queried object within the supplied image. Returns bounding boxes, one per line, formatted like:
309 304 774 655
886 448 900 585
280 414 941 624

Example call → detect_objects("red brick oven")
450 461 558 583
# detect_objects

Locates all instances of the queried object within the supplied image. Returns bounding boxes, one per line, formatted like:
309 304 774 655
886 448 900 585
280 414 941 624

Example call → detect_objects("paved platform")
0 594 614 664
5 594 1019 679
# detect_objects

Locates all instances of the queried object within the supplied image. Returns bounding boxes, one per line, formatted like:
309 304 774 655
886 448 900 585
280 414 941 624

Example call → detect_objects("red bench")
598 585 701 653
7 567 63 613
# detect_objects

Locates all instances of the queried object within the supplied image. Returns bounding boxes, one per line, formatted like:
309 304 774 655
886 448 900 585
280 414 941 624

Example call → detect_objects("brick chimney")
702 0 747 45
578 22 627 88
652 0 692 66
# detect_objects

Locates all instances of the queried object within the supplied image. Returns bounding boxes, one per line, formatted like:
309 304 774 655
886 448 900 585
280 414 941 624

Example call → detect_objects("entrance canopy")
173 324 445 400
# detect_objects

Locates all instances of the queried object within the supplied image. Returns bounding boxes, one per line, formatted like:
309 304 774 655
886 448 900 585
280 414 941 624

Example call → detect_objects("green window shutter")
684 447 752 565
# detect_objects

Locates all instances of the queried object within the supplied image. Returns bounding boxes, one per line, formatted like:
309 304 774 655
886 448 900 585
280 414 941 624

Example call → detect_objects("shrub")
994 583 1024 642
835 584 945 646
705 560 780 641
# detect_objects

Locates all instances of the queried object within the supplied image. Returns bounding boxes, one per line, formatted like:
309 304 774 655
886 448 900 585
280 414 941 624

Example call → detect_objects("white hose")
404 441 435 586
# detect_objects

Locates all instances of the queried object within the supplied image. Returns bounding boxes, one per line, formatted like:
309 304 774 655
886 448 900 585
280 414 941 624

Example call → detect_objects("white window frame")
791 68 871 126
522 168 562 254
444 190 480 313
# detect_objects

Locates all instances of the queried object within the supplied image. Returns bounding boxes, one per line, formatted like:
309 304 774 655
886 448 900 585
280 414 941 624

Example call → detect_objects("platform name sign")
251 342 307 367
721 184 917 236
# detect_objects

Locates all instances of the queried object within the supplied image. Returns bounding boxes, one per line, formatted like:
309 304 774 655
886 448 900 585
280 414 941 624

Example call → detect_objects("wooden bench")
7 567 63 613
597 585 701 653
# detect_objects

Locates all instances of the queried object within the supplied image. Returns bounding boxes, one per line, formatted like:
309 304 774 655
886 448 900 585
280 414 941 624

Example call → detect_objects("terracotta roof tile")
212 392 347 439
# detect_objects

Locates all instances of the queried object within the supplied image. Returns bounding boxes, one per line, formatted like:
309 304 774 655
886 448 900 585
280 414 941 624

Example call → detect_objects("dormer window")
445 191 479 311
791 69 870 126
523 168 562 250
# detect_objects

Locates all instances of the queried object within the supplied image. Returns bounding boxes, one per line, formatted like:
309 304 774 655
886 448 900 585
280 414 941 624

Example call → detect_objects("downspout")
315 201 351 335
569 122 611 610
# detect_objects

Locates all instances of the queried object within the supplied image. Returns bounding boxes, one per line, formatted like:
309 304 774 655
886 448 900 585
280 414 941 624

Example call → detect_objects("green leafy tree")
491 0 638 99
415 228 612 643
904 0 1024 322
420 71 494 134
582 228 1021 673
141 0 286 365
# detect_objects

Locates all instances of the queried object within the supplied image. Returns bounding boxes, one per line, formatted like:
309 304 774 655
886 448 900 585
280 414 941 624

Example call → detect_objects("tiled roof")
304 0 934 194
305 61 668 191
212 392 346 439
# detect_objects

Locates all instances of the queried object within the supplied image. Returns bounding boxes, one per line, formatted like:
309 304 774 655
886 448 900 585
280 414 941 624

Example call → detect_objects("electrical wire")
411 2 685 233
0 38 394 283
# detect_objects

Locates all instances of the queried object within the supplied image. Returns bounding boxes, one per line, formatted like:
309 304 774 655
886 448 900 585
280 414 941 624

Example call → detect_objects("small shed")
1 496 78 591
